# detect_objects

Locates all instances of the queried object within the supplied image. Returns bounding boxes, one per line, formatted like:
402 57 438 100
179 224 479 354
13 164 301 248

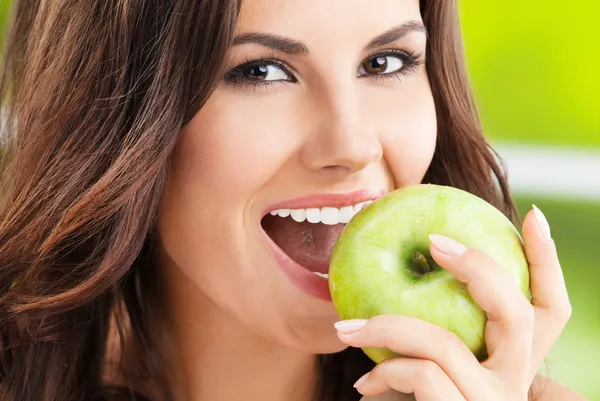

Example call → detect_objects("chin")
284 331 350 355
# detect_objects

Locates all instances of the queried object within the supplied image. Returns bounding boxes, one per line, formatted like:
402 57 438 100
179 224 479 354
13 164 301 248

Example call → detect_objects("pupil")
248 65 269 80
369 57 387 73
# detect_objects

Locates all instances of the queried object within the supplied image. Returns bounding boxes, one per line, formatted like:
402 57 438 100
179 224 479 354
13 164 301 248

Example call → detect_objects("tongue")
262 215 345 274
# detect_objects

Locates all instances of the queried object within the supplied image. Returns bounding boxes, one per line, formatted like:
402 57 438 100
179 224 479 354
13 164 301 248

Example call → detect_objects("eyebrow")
231 20 427 56
365 20 427 49
232 32 309 55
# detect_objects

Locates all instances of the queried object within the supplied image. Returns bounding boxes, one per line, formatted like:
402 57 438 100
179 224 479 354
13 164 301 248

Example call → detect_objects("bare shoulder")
529 374 588 400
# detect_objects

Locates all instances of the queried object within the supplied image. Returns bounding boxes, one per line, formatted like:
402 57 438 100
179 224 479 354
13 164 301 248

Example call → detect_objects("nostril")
317 142 383 175
318 164 356 178
321 164 348 171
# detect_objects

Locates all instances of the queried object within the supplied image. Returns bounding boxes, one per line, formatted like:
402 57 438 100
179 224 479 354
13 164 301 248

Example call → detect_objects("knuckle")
466 248 496 269
371 314 399 330
385 334 403 354
370 314 409 347
376 358 396 376
465 251 501 283
442 329 463 351
415 360 442 384
436 329 465 363
554 299 573 323
501 300 535 336
501 290 534 321
521 302 536 322
365 314 387 333
513 302 535 328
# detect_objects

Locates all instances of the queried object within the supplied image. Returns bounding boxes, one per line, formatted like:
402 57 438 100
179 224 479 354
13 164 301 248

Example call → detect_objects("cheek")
374 76 437 187
156 91 300 273
174 92 300 202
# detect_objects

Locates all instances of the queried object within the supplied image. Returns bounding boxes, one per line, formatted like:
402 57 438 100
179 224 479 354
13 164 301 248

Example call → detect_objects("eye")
225 59 296 87
358 54 404 76
242 63 290 81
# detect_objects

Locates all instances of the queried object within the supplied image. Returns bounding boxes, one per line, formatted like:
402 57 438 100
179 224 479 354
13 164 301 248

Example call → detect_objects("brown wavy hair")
0 0 518 400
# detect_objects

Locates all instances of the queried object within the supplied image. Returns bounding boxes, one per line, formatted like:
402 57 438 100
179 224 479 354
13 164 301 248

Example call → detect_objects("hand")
334 206 572 401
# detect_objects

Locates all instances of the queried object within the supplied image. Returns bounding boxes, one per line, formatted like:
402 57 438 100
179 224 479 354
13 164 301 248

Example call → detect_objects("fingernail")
334 319 367 334
532 204 552 241
353 372 370 389
429 234 468 255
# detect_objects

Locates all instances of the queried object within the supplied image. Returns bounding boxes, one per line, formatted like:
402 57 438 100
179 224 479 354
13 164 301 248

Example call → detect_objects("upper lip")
261 188 387 217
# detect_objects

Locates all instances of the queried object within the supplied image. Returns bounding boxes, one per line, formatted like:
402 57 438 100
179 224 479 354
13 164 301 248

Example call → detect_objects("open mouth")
260 199 374 280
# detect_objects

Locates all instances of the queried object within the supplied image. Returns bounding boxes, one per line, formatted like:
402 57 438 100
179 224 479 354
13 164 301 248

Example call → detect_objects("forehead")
236 0 423 42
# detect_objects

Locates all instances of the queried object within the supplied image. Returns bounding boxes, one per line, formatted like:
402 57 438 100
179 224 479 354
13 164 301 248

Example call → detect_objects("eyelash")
223 49 424 91
223 54 292 92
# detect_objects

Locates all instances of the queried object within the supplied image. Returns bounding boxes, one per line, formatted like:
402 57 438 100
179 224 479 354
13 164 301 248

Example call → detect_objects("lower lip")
259 227 332 302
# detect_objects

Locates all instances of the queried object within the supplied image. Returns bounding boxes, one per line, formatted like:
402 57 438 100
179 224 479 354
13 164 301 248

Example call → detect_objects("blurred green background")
1 1 598 400
460 2 600 400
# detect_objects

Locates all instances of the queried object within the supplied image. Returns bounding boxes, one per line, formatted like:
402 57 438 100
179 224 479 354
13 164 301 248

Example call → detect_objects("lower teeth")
312 272 329 279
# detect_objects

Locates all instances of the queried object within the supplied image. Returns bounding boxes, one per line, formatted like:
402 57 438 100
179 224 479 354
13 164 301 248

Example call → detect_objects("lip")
260 230 333 301
258 188 387 301
261 188 387 216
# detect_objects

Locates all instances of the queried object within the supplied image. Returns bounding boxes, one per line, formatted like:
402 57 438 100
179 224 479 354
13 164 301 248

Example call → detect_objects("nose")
300 85 383 178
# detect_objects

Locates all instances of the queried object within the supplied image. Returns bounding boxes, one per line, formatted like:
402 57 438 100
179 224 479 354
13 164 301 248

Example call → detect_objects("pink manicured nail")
353 372 370 388
532 204 552 241
429 234 468 256
334 319 367 334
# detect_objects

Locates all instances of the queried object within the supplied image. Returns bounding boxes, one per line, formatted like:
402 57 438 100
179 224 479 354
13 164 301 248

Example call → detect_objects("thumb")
522 205 568 311
522 205 572 383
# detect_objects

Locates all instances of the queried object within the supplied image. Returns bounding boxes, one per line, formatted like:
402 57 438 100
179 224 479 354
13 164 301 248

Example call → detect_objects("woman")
0 0 585 400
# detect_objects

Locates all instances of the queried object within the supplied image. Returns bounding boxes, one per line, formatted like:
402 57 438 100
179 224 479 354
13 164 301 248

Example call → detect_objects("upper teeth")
268 201 373 225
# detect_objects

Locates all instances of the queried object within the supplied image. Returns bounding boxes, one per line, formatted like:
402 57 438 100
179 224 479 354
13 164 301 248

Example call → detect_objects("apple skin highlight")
328 184 531 362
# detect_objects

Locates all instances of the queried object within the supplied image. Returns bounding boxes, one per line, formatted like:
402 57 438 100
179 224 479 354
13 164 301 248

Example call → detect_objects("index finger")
428 234 534 375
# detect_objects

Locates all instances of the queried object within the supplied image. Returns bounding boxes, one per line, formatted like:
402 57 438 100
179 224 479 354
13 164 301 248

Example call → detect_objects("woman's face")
157 0 436 353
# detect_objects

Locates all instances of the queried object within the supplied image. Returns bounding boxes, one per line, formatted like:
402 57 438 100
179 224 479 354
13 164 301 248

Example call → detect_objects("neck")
155 264 322 401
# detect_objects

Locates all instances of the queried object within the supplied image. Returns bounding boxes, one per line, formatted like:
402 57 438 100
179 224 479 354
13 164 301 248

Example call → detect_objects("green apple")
329 184 531 362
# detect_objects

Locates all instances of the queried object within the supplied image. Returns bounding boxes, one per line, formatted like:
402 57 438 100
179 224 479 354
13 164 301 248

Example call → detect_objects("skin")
152 0 584 400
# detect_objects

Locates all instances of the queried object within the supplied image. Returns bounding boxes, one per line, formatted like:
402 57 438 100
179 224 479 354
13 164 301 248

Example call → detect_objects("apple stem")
412 252 432 274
